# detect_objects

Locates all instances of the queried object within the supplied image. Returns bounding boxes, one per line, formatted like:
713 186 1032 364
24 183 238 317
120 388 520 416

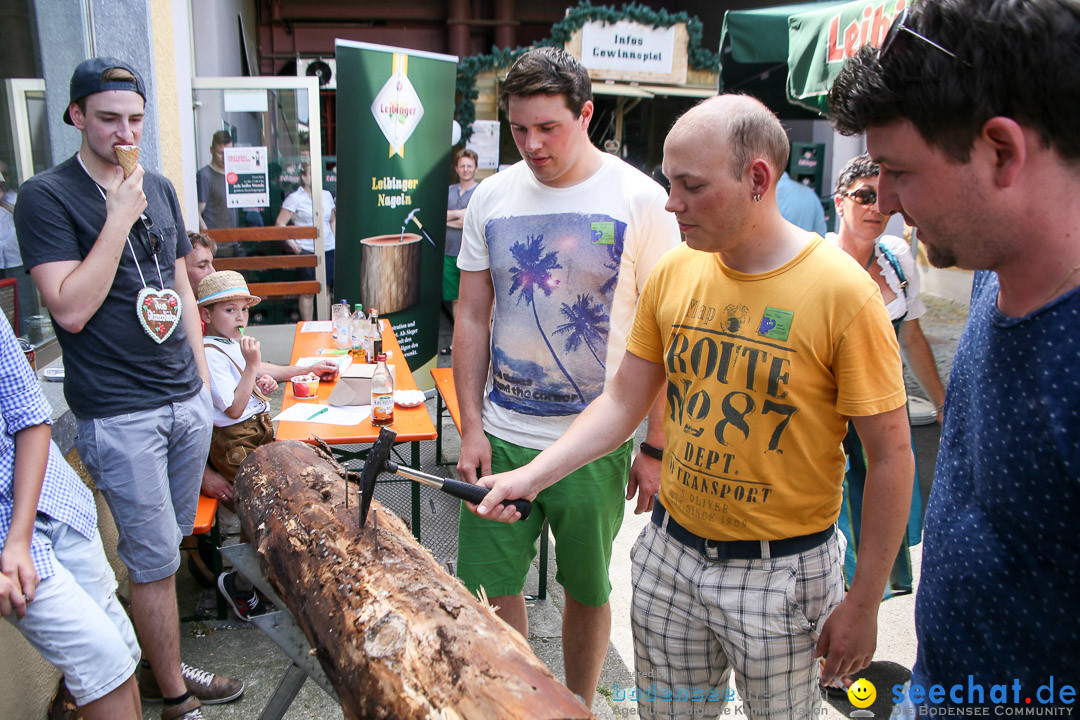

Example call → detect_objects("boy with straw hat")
197 270 336 620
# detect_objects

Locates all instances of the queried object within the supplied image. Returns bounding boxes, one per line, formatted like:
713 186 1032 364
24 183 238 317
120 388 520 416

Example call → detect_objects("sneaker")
217 571 268 622
161 696 203 720
140 663 244 705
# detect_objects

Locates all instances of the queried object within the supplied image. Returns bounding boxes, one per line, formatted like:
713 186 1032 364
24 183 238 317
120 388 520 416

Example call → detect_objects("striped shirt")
0 315 96 580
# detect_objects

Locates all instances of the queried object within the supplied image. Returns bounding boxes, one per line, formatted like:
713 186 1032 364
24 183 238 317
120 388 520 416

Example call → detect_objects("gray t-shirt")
196 164 238 229
445 182 477 258
15 154 201 419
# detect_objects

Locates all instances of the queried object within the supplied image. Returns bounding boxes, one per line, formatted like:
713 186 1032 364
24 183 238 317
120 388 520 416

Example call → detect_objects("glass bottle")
364 308 380 363
370 353 394 426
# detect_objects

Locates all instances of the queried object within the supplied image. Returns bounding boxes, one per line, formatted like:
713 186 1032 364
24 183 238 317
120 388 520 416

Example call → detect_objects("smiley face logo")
847 678 876 708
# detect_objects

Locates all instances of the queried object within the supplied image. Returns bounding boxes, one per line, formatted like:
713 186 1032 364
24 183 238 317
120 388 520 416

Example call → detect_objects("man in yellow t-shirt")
471 95 914 719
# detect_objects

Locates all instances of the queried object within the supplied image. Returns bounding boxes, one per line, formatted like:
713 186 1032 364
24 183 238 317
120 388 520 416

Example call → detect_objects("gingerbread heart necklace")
82 155 181 344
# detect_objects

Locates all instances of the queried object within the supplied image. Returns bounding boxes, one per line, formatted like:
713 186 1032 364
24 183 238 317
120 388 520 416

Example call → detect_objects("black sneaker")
217 571 268 622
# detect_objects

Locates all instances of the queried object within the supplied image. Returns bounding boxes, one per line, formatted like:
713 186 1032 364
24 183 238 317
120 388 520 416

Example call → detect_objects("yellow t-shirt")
626 236 905 541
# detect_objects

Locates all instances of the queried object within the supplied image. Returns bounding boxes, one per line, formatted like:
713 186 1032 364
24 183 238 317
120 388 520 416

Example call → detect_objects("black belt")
651 498 834 561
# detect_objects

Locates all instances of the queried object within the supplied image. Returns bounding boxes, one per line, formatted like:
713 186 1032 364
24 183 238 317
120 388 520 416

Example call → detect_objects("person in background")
829 0 1080 709
0 315 141 720
184 231 216 292
196 130 241 257
820 153 946 689
0 165 38 334
472 94 914 719
276 163 335 321
776 158 826 235
442 147 479 354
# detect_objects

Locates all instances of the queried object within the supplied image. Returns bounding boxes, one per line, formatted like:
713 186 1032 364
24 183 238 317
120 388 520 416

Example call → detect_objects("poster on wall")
223 146 269 208
334 40 458 379
466 120 501 170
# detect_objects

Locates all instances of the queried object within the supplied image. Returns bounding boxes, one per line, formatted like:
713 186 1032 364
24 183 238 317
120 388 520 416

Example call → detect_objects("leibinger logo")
893 676 1076 716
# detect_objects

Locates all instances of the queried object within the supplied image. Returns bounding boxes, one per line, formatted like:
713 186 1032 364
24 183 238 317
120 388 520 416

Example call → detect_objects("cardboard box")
328 363 396 406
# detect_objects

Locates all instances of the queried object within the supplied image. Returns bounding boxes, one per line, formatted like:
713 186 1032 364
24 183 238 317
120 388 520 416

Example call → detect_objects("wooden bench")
431 368 549 601
205 226 322 299
186 494 226 620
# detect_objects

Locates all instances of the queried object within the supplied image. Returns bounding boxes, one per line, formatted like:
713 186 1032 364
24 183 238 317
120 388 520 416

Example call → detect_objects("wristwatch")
639 441 664 460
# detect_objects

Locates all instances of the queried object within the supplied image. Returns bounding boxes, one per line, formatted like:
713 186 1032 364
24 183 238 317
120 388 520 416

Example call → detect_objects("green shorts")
442 255 461 301
456 433 631 607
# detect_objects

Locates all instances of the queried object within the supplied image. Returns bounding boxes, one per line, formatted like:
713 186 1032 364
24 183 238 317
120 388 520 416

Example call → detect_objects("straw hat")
197 270 261 307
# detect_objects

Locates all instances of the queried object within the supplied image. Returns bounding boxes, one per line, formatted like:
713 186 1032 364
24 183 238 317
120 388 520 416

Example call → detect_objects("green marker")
306 407 329 421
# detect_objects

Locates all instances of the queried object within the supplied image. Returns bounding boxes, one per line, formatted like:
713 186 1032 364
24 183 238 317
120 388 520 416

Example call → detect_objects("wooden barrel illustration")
360 233 421 314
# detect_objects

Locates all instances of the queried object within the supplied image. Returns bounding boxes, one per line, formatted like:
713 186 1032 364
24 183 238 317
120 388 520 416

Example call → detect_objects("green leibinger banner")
334 40 458 381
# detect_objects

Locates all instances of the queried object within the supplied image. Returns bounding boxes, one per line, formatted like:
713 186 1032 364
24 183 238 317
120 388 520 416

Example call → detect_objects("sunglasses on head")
138 213 163 256
840 187 878 206
879 7 960 64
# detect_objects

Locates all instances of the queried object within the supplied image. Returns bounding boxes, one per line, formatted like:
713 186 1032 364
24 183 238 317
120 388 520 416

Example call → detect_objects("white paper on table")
272 403 371 425
300 321 333 333
295 355 352 373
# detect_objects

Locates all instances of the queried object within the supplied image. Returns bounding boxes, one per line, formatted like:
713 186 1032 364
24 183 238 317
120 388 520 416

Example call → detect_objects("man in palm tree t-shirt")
453 47 679 706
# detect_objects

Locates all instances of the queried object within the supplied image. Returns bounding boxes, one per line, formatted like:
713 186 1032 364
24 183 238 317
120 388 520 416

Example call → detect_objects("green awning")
719 0 903 117
787 0 905 114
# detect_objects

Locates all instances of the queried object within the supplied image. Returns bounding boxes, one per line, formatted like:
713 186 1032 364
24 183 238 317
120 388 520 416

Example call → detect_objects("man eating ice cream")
13 57 242 720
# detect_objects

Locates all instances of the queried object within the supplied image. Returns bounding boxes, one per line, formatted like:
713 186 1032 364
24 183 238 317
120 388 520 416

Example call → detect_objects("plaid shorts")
630 519 845 719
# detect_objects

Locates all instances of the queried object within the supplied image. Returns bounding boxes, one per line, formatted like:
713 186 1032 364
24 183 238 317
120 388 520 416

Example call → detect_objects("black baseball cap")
63 57 146 125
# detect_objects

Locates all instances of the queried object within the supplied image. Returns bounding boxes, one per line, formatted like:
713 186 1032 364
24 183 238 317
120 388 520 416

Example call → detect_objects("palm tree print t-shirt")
457 155 679 449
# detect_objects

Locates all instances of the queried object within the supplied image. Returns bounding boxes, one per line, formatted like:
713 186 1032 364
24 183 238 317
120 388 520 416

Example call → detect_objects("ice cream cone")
114 145 139 178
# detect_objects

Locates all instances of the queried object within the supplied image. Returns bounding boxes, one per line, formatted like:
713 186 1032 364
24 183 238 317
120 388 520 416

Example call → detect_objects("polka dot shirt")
912 271 1080 700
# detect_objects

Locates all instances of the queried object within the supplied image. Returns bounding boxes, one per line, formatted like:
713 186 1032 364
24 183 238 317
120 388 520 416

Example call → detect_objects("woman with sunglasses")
822 153 945 688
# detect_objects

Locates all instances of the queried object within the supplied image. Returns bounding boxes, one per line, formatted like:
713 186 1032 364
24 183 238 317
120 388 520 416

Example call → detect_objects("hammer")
358 427 532 527
402 208 437 249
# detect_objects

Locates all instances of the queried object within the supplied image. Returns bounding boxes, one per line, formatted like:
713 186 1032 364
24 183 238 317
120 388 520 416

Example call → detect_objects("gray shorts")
7 516 140 705
76 386 213 584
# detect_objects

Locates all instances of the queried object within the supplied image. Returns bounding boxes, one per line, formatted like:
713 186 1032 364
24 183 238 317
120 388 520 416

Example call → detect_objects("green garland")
455 1 720 142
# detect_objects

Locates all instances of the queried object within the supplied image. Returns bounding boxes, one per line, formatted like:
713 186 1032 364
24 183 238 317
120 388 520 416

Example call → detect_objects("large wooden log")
235 440 594 720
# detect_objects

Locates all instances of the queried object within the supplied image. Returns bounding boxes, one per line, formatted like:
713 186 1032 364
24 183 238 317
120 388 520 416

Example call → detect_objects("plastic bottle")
370 353 394 426
349 303 367 360
334 299 351 349
364 308 380 363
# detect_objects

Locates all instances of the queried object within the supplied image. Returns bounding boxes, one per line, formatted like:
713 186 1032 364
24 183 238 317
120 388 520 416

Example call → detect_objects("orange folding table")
275 322 437 538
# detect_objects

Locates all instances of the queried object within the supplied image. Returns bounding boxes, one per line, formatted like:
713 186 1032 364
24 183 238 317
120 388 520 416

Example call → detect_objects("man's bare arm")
475 352 666 522
452 269 495 484
816 405 914 680
30 166 147 332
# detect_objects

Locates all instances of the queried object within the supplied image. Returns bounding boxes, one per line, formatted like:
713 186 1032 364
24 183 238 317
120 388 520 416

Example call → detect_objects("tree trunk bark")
235 440 594 720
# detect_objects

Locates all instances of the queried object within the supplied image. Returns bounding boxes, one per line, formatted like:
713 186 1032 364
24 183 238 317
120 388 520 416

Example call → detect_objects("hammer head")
359 426 398 526
403 208 420 224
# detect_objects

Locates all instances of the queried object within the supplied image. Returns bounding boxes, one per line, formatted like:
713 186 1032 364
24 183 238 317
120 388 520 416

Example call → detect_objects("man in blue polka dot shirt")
829 0 1080 710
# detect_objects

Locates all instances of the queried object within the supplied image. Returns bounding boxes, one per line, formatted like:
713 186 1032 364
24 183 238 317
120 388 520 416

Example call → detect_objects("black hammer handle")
441 478 532 520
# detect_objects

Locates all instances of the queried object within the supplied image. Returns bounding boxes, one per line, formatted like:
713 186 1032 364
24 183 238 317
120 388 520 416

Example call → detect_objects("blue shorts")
6 516 140 705
76 386 213 583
